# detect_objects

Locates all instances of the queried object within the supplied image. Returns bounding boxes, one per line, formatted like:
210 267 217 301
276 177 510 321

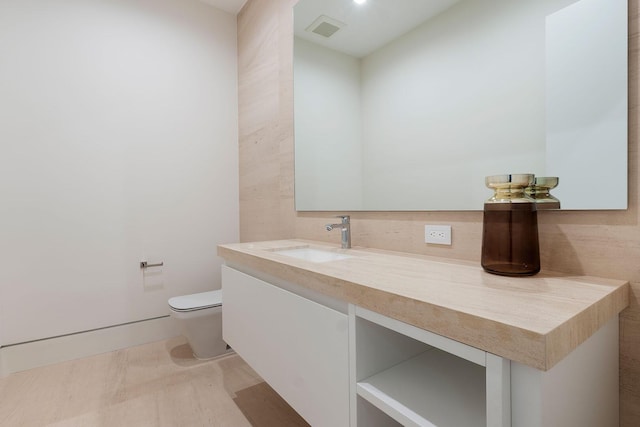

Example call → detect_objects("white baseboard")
0 316 181 377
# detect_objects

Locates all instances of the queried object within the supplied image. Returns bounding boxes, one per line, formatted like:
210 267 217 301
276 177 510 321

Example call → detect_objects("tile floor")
0 337 309 426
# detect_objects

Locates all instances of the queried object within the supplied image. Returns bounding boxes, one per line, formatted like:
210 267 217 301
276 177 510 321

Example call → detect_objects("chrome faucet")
325 215 351 249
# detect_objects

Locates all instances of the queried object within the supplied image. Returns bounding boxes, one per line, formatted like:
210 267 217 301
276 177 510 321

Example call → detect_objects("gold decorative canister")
525 177 560 210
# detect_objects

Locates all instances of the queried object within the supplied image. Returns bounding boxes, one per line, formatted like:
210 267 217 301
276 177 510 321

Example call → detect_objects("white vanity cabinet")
219 241 627 427
221 265 350 427
222 264 620 427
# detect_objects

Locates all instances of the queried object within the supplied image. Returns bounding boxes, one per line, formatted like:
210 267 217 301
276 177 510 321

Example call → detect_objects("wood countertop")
218 239 629 371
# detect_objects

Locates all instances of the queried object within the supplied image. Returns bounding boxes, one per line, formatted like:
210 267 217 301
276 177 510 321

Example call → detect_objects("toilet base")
169 305 227 360
192 345 234 361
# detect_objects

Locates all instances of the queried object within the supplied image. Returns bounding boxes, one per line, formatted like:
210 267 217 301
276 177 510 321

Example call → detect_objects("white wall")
294 37 363 210
0 0 239 345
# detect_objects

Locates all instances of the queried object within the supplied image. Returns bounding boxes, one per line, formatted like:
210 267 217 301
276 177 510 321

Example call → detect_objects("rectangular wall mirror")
293 0 628 211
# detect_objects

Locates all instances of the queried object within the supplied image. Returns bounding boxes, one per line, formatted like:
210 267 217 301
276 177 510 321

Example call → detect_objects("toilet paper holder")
140 261 164 269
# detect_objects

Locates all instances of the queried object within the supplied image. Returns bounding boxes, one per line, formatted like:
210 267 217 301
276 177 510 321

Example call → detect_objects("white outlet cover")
425 225 452 245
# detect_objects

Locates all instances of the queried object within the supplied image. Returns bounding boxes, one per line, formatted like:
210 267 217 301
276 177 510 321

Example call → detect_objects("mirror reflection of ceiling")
294 0 461 58
197 0 247 14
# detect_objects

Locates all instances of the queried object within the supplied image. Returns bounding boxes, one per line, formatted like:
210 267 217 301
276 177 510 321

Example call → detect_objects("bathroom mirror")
293 0 628 210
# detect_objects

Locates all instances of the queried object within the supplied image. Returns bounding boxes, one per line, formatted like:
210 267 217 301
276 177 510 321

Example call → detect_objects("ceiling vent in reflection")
305 15 346 38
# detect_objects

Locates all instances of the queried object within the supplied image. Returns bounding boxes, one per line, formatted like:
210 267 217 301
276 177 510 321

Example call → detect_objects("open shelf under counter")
357 348 486 427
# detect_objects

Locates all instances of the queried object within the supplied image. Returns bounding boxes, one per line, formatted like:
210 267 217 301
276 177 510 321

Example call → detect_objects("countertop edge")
544 281 630 369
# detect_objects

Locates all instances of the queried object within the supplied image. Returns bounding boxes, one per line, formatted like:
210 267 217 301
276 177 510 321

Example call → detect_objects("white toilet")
168 290 230 359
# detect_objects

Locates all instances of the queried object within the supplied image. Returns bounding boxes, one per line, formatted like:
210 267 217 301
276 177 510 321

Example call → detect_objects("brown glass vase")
481 174 540 277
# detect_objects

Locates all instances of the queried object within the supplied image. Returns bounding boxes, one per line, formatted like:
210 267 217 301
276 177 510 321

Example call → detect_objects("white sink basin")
274 247 353 263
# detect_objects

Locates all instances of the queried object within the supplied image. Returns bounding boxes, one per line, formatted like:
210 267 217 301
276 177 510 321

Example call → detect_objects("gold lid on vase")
485 174 535 203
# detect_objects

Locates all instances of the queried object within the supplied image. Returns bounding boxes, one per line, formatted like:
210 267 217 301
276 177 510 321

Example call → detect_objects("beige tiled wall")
238 0 640 424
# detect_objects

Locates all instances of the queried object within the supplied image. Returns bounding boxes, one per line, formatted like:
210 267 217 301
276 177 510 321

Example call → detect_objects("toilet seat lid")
168 290 222 312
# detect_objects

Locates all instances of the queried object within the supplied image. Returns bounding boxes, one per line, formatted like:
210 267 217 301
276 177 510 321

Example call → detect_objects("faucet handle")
335 215 350 223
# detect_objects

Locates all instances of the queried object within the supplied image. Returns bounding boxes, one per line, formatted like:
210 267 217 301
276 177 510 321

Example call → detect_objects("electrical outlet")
425 225 452 245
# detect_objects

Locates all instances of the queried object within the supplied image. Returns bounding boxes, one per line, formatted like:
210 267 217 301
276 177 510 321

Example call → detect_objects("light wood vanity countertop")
218 239 629 371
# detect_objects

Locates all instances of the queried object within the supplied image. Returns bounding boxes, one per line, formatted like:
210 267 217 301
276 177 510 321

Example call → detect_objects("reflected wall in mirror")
294 0 627 211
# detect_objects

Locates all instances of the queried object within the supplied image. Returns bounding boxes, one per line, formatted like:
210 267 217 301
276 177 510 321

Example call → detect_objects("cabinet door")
222 266 350 427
